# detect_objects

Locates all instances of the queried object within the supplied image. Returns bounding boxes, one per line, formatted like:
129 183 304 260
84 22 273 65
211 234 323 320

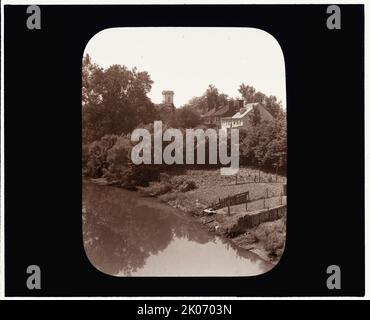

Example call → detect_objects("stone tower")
162 90 174 105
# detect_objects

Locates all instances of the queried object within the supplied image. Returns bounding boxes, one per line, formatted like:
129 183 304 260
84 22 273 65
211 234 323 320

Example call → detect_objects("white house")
220 102 274 129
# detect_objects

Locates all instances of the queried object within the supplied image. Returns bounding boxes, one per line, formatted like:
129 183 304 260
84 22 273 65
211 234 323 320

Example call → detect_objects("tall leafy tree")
175 106 201 128
183 85 228 114
82 56 157 144
238 83 256 103
205 84 219 111
238 83 283 118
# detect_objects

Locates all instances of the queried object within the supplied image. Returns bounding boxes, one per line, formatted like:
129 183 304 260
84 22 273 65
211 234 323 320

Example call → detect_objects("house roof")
213 104 236 117
231 102 259 119
213 105 228 116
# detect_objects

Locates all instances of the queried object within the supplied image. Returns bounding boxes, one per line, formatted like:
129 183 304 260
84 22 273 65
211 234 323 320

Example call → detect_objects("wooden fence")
226 204 287 236
210 188 285 216
212 191 250 211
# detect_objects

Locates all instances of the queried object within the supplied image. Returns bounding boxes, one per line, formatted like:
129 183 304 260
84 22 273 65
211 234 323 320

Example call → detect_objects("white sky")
84 27 286 108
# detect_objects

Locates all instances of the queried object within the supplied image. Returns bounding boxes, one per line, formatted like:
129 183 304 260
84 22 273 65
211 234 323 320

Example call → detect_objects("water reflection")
83 180 272 276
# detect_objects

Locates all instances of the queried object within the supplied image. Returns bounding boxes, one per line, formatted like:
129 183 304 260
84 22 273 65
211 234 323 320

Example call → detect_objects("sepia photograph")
82 27 287 277
2 0 366 303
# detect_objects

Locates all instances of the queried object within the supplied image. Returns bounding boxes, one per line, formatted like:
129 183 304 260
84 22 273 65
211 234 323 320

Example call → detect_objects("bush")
84 134 119 178
178 179 197 192
139 182 172 196
168 176 197 192
102 135 132 183
101 136 160 188
140 175 197 197
252 219 286 256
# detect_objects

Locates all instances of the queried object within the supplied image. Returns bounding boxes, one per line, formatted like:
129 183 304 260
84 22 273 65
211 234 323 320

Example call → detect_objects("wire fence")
209 185 287 215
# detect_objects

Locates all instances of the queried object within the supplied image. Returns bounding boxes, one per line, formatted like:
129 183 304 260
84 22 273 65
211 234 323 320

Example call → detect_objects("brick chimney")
228 100 235 112
237 99 244 109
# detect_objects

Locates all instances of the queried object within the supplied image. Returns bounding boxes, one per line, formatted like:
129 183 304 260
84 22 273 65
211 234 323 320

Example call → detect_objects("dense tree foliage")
238 83 283 118
82 58 287 187
239 113 286 173
173 106 202 128
82 54 157 144
83 134 119 178
183 84 229 114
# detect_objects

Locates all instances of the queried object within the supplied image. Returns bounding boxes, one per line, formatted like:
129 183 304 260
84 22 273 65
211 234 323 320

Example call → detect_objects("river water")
83 180 273 276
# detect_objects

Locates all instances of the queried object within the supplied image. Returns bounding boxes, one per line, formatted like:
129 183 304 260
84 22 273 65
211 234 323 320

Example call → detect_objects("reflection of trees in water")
172 221 214 245
82 182 214 276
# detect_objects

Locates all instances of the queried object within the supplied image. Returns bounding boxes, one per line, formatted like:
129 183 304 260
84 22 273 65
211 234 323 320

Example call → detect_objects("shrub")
252 219 286 256
102 135 161 188
139 182 172 196
103 135 132 183
84 134 119 178
168 176 197 192
140 175 197 197
178 179 197 192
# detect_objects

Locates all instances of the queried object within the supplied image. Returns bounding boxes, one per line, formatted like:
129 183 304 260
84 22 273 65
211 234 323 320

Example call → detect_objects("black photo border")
4 4 365 297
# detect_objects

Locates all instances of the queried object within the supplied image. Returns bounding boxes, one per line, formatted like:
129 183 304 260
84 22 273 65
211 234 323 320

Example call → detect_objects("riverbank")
139 167 286 264
89 167 286 264
83 179 274 276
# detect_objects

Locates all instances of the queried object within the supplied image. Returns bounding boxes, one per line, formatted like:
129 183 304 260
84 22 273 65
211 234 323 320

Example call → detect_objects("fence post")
227 197 230 216
280 191 283 205
245 192 248 211
275 166 278 182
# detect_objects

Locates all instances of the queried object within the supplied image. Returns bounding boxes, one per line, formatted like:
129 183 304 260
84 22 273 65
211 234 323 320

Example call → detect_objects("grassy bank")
138 167 286 262
231 217 286 263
